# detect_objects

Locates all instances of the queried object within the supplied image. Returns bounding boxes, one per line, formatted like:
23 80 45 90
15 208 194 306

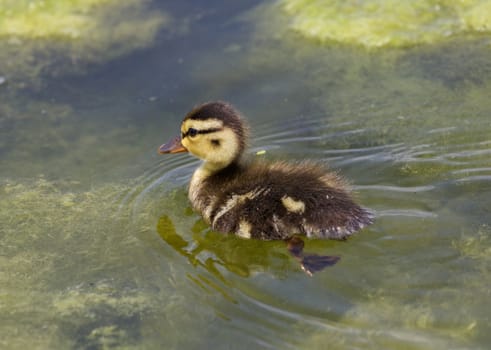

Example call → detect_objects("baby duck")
159 101 373 275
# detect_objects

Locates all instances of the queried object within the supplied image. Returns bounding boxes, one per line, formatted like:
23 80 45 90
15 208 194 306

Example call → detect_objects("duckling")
159 101 373 275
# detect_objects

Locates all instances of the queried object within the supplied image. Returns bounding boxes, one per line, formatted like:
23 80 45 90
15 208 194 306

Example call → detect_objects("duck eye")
188 128 198 138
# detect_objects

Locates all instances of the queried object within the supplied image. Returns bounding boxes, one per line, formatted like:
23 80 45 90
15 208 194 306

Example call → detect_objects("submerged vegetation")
1 0 123 39
0 178 212 349
279 0 491 47
0 179 136 348
0 0 167 87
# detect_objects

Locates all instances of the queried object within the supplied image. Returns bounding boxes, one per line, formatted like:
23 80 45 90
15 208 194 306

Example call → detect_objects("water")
1 1 491 349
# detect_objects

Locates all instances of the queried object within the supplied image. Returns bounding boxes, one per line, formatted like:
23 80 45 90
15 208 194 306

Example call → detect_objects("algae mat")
278 0 491 47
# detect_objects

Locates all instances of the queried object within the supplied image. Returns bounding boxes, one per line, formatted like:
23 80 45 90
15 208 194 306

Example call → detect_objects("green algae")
0 0 120 39
0 0 167 88
0 177 231 349
453 225 491 262
0 179 160 348
278 0 491 47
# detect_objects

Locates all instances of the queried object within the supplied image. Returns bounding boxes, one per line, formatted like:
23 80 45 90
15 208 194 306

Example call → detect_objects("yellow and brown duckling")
159 101 373 275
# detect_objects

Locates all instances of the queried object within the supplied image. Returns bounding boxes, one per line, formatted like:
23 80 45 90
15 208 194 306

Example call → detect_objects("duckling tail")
286 236 340 276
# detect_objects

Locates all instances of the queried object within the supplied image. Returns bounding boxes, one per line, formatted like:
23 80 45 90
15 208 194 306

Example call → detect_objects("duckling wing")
204 161 372 240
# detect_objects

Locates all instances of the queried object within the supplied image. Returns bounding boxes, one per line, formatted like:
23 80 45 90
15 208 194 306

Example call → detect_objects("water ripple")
376 209 438 218
455 175 491 182
358 185 435 193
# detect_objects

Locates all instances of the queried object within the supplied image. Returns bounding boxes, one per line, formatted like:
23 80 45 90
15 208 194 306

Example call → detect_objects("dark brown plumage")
200 161 371 240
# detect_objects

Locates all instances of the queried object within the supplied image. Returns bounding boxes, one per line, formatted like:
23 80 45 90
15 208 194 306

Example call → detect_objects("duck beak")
158 136 188 154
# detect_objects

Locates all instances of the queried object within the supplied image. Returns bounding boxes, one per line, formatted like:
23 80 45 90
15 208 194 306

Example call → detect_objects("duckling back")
191 160 373 241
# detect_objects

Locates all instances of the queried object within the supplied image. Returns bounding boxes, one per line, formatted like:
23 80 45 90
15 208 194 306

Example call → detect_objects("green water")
1 1 491 349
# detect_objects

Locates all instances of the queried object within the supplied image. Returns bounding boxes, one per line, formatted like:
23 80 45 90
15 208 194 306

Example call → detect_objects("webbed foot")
286 236 340 276
300 254 340 276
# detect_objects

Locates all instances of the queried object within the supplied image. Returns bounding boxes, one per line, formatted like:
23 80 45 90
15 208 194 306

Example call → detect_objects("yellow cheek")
182 137 210 159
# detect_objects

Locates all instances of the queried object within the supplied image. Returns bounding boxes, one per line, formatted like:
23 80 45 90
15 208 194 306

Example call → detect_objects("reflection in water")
156 214 292 279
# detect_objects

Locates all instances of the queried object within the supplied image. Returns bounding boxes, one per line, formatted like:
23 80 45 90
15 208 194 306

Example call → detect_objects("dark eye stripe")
182 127 222 139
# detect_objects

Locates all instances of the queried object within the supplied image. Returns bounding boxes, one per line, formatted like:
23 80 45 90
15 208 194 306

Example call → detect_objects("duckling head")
159 101 249 171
